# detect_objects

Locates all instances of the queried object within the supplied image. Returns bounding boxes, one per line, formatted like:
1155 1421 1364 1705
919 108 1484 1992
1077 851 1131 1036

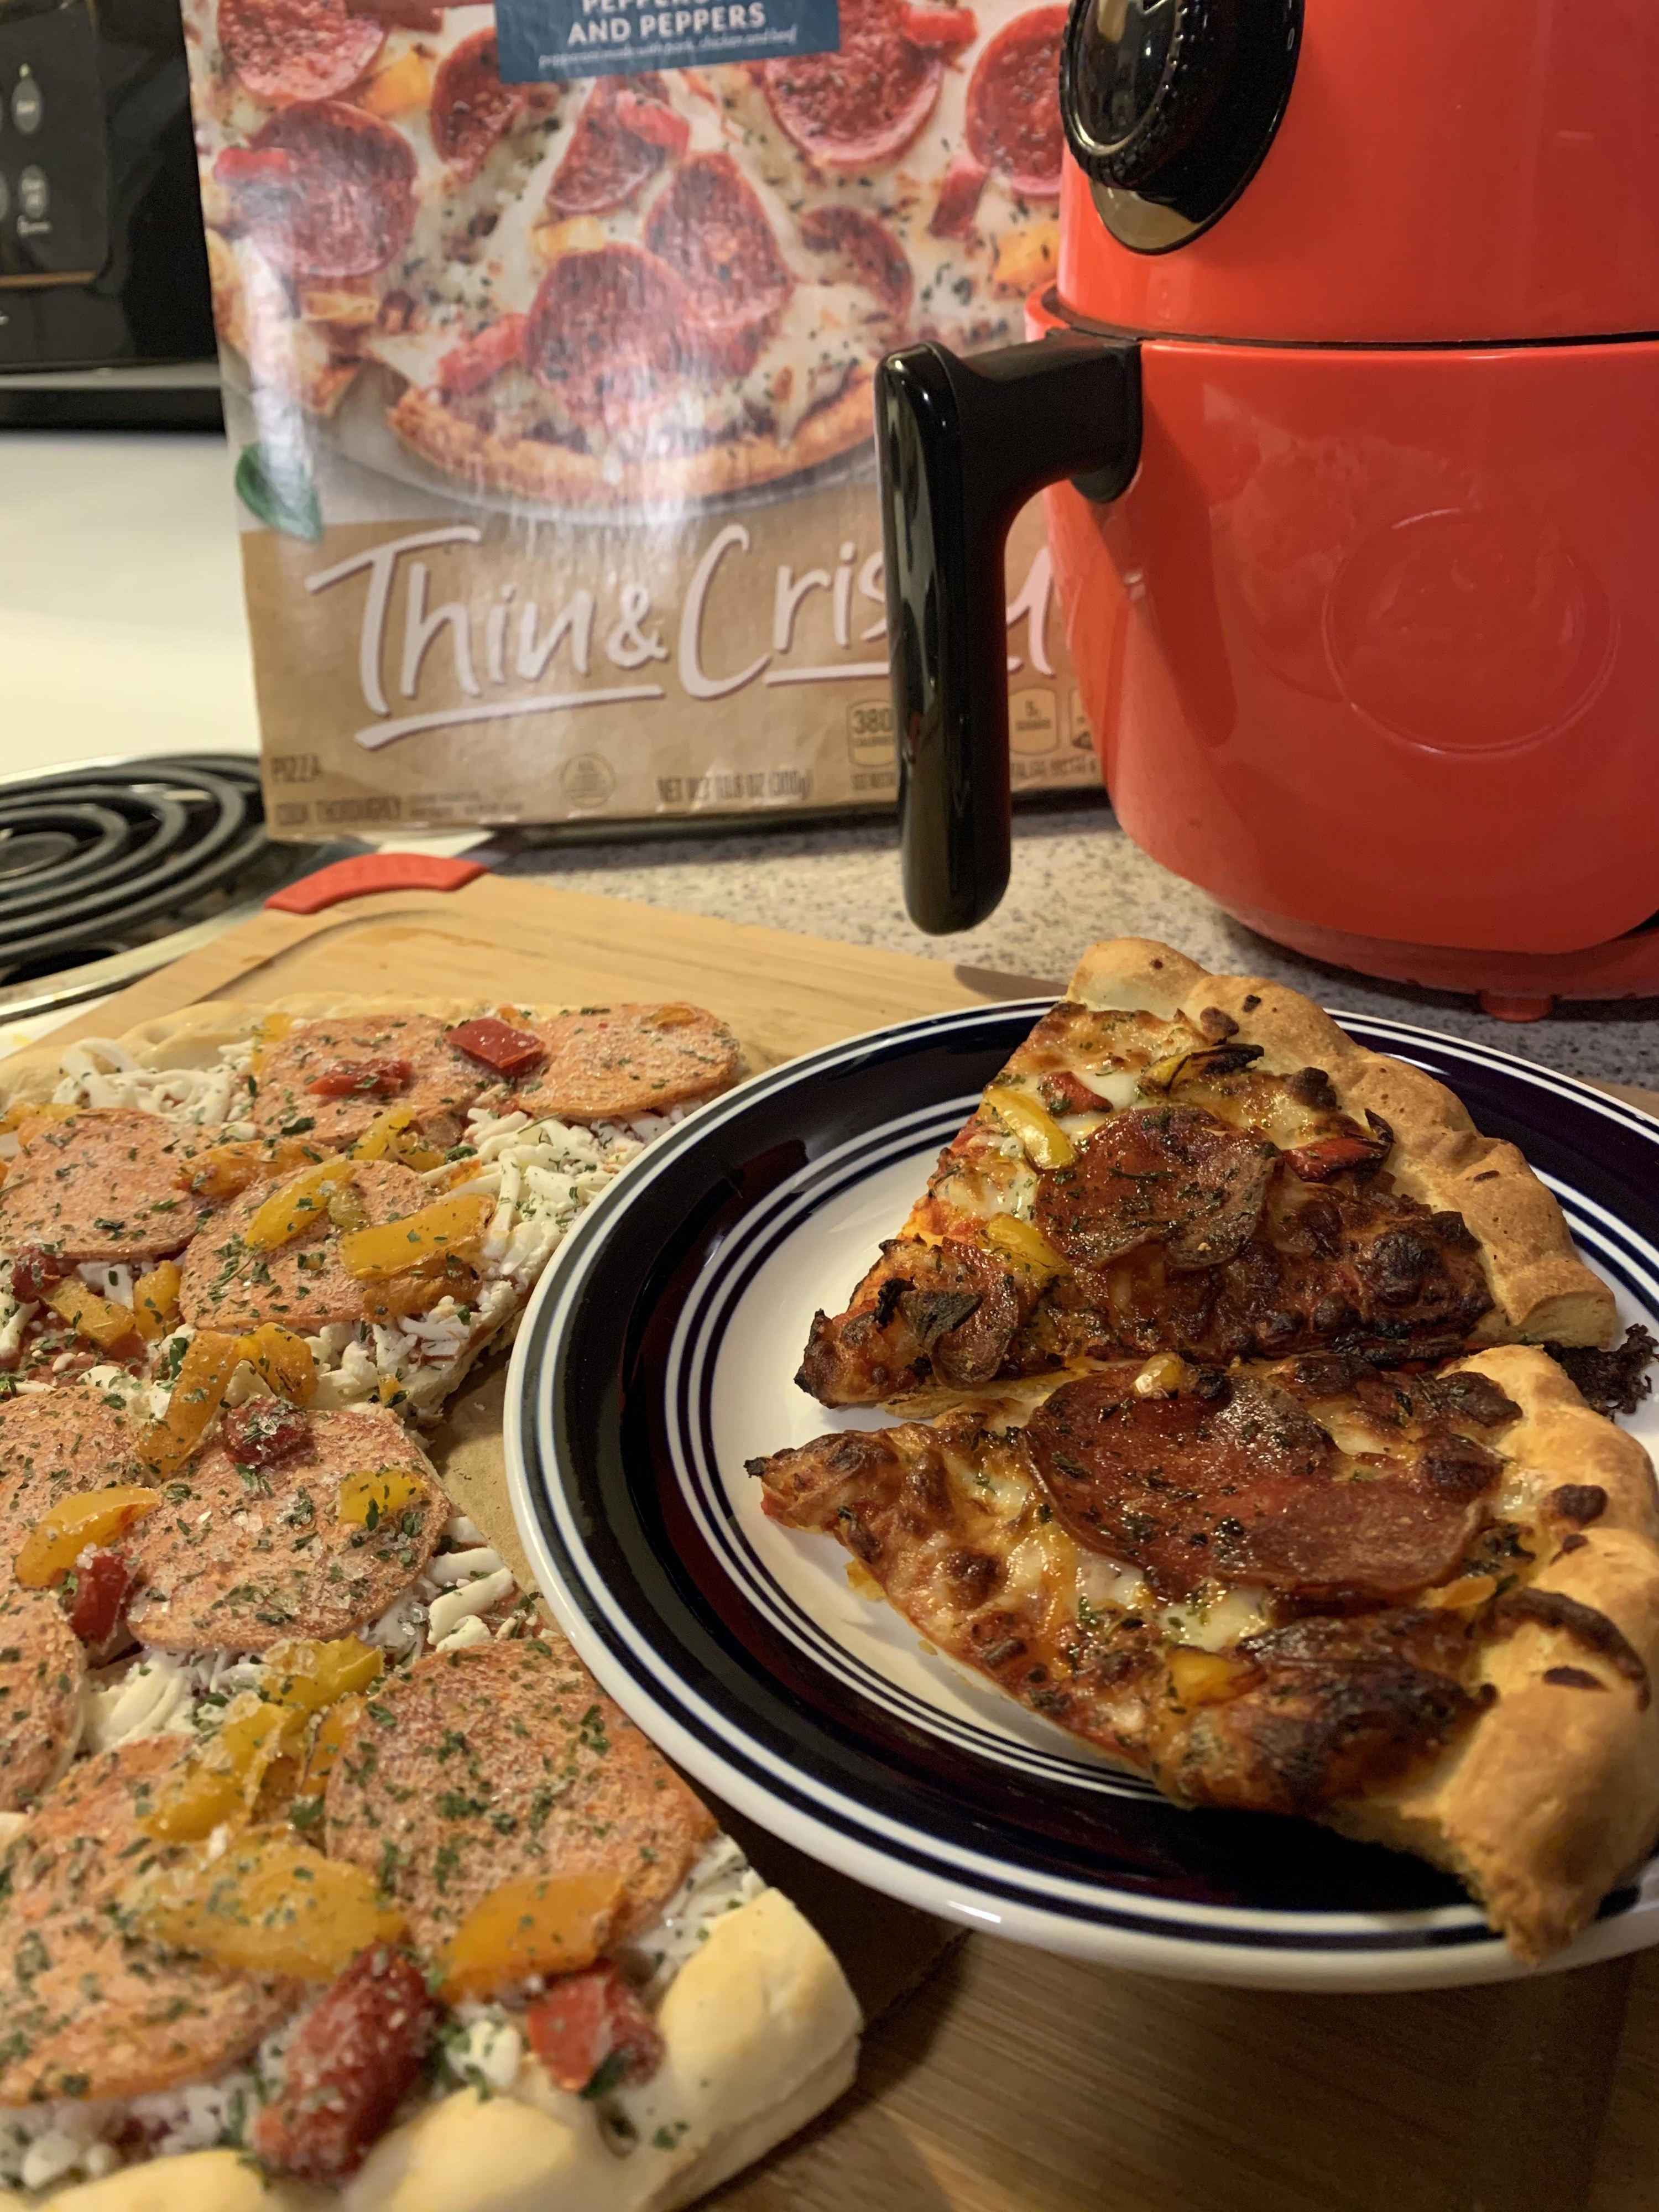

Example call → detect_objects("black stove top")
0 756 358 1017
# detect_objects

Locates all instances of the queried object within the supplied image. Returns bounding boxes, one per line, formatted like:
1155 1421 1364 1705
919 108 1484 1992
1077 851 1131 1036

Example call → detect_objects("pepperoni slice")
430 28 528 180
1034 1105 1276 1275
764 0 967 171
798 205 912 321
930 4 1065 235
1025 1372 1490 1602
643 153 795 376
217 0 383 106
524 246 691 432
217 102 418 280
546 75 687 217
967 6 1066 193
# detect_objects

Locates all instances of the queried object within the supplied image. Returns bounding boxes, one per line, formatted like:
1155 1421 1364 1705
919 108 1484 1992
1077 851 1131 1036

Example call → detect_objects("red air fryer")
875 0 1659 1016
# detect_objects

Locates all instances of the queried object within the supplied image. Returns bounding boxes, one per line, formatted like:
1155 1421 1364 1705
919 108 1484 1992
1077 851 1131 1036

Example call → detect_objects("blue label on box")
495 0 839 82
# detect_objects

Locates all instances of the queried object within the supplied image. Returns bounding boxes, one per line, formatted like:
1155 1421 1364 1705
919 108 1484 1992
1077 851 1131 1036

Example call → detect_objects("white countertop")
0 431 260 778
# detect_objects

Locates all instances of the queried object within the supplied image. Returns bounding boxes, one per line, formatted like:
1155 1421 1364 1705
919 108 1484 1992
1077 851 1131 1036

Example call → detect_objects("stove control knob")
1061 0 1301 249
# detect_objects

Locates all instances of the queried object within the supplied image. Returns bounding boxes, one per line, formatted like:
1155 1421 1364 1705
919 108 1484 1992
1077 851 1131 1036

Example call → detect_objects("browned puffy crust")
1063 938 1615 1352
1331 1344 1659 1962
385 369 875 508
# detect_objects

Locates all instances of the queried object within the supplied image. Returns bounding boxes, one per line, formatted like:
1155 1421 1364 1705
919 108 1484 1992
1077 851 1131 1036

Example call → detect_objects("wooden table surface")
36 873 1659 2212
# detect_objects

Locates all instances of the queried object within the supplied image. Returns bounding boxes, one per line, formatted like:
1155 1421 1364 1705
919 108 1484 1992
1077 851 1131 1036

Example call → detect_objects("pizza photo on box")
184 0 1066 507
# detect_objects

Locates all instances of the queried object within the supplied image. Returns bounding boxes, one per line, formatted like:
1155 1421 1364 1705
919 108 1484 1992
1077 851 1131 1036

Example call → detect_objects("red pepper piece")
900 2 978 43
1037 1069 1101 1117
65 1548 134 1646
305 1056 414 1099
1282 1136 1386 1183
10 1247 77 1304
446 1016 547 1080
438 314 528 398
222 1400 313 1469
525 1962 665 2096
251 1946 437 2182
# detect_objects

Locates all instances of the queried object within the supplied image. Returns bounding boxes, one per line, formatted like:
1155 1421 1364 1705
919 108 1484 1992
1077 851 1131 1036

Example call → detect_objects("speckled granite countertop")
491 799 1659 1092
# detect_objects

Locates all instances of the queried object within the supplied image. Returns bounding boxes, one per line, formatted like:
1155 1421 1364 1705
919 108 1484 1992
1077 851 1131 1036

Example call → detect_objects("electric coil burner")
0 757 358 1022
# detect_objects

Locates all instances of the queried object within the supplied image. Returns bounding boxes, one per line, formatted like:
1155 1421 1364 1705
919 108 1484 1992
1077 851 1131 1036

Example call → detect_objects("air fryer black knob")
1062 0 1301 251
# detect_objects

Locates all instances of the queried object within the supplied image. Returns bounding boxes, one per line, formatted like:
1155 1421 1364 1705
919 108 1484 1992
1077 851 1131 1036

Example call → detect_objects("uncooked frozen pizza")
0 997 863 2209
751 938 1659 1963
182 0 1066 501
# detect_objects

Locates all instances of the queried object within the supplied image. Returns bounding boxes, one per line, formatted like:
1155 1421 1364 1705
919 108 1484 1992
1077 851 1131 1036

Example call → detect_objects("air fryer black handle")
875 332 1141 934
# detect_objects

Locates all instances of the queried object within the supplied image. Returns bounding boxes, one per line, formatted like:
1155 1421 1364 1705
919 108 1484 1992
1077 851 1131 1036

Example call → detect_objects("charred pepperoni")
1035 1105 1276 1274
644 153 795 376
524 244 691 431
252 1946 437 2182
525 1962 664 2095
63 1548 134 1647
221 1400 313 1469
1026 1372 1495 1602
304 1056 413 1099
764 0 972 170
217 0 383 106
430 28 529 179
1026 1372 1332 1597
216 102 418 281
546 75 686 216
797 205 913 322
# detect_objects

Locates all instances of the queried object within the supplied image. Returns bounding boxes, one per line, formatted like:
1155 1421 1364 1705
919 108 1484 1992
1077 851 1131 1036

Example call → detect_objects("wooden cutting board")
37 870 1659 2212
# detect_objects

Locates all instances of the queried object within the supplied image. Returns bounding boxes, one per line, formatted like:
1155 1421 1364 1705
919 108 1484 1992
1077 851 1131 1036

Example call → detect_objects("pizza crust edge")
28 1889 860 2211
1323 1343 1659 1965
1064 938 1617 1352
385 368 877 508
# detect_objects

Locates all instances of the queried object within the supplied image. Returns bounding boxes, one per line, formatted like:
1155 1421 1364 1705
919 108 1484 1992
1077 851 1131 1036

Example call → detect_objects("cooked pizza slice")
0 994 741 1417
800 938 1615 1409
754 1343 1659 1961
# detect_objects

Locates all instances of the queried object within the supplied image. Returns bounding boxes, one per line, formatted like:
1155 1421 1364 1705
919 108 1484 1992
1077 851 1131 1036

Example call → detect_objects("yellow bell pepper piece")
44 1279 140 1351
986 1088 1076 1169
0 1100 75 1138
290 1693 366 1830
144 1697 307 1843
249 1014 295 1078
337 1467 428 1530
264 1636 383 1717
353 1106 445 1172
338 1193 493 1281
138 1329 242 1480
131 1832 405 1977
983 1213 1070 1283
357 48 433 116
236 1322 318 1406
437 1872 625 2001
14 1485 161 1587
1166 1647 1251 1709
133 1260 182 1342
243 1157 354 1252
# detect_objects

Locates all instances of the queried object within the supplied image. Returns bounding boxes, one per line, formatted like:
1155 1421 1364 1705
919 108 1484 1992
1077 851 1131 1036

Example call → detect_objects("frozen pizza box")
182 0 1098 837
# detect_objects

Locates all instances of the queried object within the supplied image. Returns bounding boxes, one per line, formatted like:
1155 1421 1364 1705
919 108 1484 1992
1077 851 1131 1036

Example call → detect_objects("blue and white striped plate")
505 1004 1659 1991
